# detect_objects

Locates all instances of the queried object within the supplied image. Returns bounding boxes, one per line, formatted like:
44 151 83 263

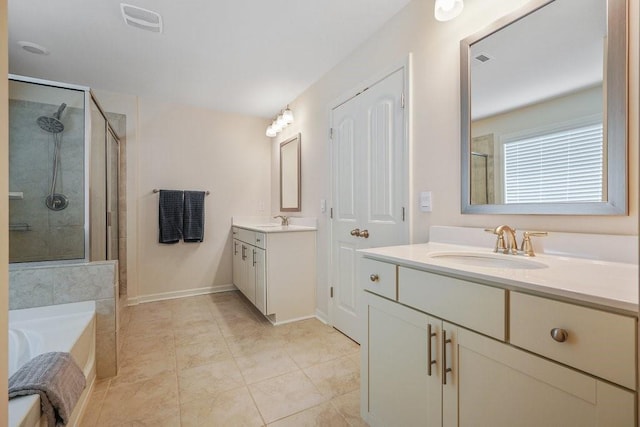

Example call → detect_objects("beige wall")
271 0 639 318
1 0 8 420
95 92 272 302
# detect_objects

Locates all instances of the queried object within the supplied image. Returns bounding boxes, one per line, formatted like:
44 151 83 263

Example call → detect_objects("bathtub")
8 301 96 427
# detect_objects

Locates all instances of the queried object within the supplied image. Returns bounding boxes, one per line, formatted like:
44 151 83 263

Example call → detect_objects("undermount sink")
428 252 548 270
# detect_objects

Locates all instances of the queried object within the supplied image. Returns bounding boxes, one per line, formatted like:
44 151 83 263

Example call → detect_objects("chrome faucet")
485 225 518 255
273 215 289 226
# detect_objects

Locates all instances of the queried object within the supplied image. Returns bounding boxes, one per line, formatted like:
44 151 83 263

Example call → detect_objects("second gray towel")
9 351 86 427
184 190 206 242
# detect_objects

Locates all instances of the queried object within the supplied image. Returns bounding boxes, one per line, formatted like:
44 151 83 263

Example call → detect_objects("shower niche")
8 77 121 264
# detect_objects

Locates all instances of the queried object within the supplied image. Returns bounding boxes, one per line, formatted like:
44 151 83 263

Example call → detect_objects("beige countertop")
360 242 638 315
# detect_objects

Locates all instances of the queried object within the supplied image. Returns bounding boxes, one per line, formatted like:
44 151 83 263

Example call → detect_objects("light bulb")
276 114 286 127
266 126 276 137
282 108 294 124
272 120 283 132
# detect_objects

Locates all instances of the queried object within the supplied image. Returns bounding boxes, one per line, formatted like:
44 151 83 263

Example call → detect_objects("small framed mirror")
280 133 301 212
460 0 628 215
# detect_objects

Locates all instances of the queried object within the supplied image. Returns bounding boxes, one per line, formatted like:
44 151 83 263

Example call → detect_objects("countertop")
360 243 638 315
233 223 317 233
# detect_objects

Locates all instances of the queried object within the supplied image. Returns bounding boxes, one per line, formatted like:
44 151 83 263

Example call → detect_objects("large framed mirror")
280 133 301 212
461 0 627 215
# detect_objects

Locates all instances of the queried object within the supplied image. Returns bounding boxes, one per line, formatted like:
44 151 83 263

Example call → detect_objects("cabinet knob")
360 229 370 238
350 228 360 236
370 274 379 282
550 328 568 342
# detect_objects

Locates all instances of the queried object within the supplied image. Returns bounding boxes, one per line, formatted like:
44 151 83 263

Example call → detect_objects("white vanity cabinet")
361 258 637 427
232 226 316 324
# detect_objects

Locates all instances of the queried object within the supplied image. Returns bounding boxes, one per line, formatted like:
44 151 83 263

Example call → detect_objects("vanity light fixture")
434 0 464 21
266 106 294 138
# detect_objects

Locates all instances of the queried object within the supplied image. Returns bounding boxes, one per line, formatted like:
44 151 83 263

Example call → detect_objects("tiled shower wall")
9 261 120 378
8 100 85 262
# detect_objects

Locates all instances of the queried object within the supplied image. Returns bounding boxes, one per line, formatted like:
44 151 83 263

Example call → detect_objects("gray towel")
9 351 86 427
183 191 206 242
159 190 184 243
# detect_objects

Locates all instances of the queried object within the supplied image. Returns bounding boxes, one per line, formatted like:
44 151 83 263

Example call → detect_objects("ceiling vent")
120 4 163 33
474 53 492 63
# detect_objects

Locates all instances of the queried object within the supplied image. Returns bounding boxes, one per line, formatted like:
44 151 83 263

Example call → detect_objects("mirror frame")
280 133 302 212
460 0 628 215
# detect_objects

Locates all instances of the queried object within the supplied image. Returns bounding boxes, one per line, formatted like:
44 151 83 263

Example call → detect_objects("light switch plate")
320 199 327 213
420 191 432 212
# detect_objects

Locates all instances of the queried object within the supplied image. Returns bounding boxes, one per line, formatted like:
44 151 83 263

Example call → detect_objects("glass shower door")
106 129 119 262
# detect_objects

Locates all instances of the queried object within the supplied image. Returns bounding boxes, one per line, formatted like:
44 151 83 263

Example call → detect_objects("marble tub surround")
9 261 120 377
361 226 638 313
81 291 364 426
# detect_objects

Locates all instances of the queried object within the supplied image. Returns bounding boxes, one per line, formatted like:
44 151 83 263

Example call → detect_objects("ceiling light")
266 106 294 138
17 41 49 55
434 0 464 21
120 3 163 33
282 107 294 124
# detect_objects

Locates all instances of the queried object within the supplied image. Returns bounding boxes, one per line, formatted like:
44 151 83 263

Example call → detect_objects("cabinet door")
232 240 242 288
254 248 266 314
364 292 442 427
448 327 635 427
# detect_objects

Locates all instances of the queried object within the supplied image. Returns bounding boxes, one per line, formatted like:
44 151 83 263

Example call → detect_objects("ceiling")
8 0 411 118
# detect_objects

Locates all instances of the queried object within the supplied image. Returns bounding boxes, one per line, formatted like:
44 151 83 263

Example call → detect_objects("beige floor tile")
124 318 175 340
174 329 223 347
110 349 176 387
287 333 359 368
331 390 368 427
120 333 175 361
303 356 360 398
125 414 181 427
175 337 232 370
236 348 300 384
178 358 245 404
180 386 264 427
249 370 327 424
226 329 286 358
128 305 173 325
80 389 107 426
97 372 179 426
268 401 350 427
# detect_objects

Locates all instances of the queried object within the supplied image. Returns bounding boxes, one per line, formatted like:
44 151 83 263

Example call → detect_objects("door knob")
350 228 360 236
360 229 369 238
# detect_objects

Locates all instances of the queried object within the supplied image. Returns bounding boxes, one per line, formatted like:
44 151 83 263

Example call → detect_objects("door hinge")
107 212 112 227
401 92 405 109
330 287 334 298
330 207 333 219
402 207 405 221
329 128 334 140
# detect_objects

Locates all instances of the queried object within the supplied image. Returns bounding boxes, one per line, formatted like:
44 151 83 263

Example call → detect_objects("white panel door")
331 68 407 342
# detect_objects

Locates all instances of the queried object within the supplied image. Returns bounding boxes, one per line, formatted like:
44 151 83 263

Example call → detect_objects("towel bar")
152 189 210 195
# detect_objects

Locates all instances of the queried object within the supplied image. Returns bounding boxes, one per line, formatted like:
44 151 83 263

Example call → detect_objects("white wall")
1 0 9 420
94 92 271 302
271 0 639 318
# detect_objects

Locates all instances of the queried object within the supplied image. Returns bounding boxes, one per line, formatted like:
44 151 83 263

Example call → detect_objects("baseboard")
315 308 329 324
128 284 237 305
268 314 317 326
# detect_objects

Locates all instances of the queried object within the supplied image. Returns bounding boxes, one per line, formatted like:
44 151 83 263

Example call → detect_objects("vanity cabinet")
232 226 316 323
361 258 637 427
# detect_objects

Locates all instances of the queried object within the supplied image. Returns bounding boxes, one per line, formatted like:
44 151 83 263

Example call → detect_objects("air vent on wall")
474 53 493 63
120 4 163 33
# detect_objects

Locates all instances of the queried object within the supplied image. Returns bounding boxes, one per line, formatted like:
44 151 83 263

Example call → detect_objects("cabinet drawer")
254 232 266 249
362 258 396 300
398 267 506 340
510 292 636 390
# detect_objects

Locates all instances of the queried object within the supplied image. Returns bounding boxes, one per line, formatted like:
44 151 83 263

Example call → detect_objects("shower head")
37 103 66 134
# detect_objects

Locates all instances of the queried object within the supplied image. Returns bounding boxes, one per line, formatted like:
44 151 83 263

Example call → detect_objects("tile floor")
81 291 367 426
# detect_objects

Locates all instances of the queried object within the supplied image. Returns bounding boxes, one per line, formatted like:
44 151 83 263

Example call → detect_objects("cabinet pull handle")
234 242 238 255
252 249 256 266
442 330 452 385
550 328 568 343
242 245 247 260
369 274 379 282
427 324 437 376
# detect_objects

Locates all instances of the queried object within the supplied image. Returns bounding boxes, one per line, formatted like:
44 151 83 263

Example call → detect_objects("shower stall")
8 76 122 264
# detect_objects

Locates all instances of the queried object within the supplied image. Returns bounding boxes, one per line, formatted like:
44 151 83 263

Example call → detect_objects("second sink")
428 252 548 270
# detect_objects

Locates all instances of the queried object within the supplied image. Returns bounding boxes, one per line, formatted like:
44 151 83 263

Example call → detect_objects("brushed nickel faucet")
273 215 289 226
